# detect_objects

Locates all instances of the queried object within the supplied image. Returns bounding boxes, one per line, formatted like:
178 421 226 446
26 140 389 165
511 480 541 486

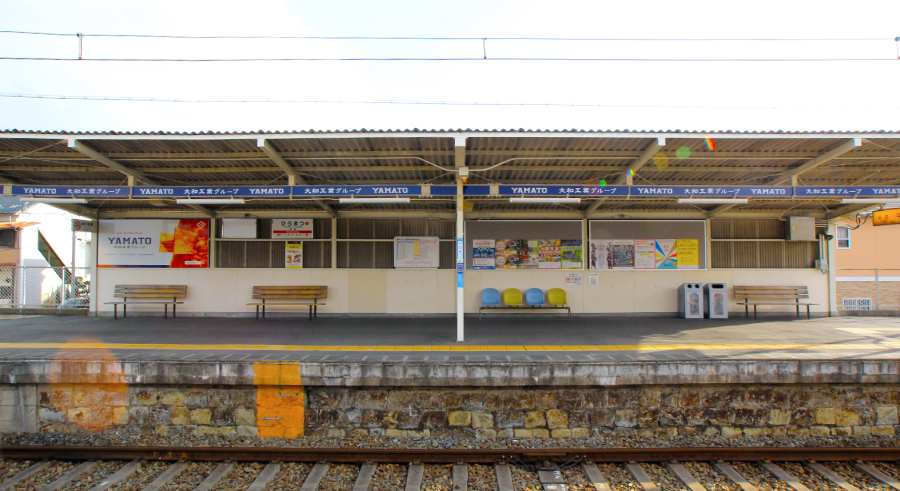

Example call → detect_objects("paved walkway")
1 313 899 362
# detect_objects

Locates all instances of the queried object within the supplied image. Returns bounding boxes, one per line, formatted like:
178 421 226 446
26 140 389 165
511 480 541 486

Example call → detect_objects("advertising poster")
676 239 700 269
285 243 303 268
655 239 677 269
99 219 209 268
495 239 529 269
537 239 561 269
612 240 635 269
560 240 583 269
272 219 314 239
590 240 614 270
634 239 656 269
472 239 496 270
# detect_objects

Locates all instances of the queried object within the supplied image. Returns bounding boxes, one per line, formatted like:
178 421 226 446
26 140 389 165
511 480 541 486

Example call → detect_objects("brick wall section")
305 385 900 439
837 281 900 310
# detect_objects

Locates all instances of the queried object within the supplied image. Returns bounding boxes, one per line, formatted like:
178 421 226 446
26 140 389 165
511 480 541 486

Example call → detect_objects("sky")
1 0 899 133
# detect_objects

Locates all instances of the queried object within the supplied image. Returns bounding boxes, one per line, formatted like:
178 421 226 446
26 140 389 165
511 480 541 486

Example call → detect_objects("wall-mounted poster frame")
464 220 585 270
394 236 441 268
588 220 707 271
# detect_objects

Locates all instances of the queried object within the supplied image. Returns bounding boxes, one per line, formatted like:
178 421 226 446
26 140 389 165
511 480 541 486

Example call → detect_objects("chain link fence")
836 268 900 311
0 267 90 308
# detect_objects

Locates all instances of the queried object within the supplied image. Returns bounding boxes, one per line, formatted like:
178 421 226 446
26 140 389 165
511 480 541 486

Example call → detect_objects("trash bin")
704 283 728 319
677 283 704 319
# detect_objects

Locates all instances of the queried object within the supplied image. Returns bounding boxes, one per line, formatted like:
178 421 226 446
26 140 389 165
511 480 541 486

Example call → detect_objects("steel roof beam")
584 138 665 216
257 139 335 217
706 203 740 217
767 139 862 185
68 139 214 217
826 203 880 220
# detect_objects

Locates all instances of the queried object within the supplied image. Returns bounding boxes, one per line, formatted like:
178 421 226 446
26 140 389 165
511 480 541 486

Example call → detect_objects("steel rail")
2 446 900 464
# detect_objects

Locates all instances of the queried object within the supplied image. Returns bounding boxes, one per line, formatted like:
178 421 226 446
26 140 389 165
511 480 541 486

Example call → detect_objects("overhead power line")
0 30 895 41
0 92 895 111
0 57 895 62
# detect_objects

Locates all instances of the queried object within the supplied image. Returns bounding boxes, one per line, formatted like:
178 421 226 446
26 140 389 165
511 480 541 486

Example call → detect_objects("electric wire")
1 56 894 62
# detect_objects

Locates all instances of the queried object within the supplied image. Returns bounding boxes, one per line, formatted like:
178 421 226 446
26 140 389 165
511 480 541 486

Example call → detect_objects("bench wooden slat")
249 286 328 320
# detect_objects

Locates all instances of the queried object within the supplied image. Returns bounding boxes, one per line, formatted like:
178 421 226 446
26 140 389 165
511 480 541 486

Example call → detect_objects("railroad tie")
712 462 759 491
351 463 377 491
495 463 514 491
581 463 611 491
806 462 862 491
299 462 330 491
88 459 142 491
193 461 235 491
453 463 468 491
760 462 813 491
854 463 900 490
405 463 424 491
38 460 98 491
143 461 187 491
625 463 661 491
0 460 52 491
537 465 567 491
666 463 707 491
246 462 281 491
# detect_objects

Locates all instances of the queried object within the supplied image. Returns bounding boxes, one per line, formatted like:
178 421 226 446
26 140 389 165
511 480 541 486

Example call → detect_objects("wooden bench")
248 286 327 320
734 285 818 319
105 285 187 319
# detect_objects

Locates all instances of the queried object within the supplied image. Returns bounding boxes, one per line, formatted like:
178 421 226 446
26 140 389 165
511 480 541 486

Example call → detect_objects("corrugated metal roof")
0 197 25 215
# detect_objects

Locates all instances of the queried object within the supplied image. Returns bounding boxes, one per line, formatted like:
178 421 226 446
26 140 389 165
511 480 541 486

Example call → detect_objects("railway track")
1 446 900 491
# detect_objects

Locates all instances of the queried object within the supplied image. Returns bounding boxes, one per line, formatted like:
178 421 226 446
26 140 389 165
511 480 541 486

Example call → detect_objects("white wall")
95 267 829 315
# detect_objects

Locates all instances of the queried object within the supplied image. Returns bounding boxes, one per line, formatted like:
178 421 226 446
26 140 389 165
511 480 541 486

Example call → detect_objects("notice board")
394 236 440 268
588 220 707 270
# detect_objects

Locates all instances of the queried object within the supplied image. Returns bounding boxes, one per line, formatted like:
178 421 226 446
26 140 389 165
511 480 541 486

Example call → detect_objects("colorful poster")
99 219 209 268
561 240 583 269
612 240 635 269
590 240 614 270
285 243 303 268
495 239 529 269
537 239 561 269
655 239 677 269
394 236 440 268
634 239 656 269
472 239 496 270
676 239 700 269
272 219 314 239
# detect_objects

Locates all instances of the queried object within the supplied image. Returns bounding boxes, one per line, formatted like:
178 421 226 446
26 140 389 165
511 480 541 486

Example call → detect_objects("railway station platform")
0 312 898 362
2 313 900 441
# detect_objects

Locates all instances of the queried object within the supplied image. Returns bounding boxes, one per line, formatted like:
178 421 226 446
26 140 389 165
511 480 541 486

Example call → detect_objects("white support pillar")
455 137 467 342
826 221 838 316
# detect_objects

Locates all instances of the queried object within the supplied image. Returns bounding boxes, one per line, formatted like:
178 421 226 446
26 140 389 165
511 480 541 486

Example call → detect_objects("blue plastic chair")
480 288 501 319
525 288 546 306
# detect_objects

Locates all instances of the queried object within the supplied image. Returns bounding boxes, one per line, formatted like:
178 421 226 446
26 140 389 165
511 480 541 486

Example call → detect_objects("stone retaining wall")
3 383 898 439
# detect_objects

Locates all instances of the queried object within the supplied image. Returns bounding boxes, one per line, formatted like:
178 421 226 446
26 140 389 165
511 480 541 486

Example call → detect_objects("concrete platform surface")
0 313 899 362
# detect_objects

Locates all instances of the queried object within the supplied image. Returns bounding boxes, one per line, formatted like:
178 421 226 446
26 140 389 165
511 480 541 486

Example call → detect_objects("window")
0 229 15 248
836 226 850 249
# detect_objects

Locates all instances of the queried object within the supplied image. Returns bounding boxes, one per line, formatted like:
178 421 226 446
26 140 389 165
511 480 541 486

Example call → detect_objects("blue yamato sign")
12 186 130 197
293 185 422 196
133 186 290 197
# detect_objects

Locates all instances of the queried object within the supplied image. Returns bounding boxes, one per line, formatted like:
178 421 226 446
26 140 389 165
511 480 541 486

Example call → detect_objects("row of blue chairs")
479 287 570 318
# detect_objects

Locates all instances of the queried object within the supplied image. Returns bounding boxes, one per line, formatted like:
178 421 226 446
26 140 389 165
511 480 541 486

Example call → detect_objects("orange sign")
873 209 900 226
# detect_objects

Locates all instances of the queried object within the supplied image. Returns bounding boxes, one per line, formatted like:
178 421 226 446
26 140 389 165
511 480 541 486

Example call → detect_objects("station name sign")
10 185 900 199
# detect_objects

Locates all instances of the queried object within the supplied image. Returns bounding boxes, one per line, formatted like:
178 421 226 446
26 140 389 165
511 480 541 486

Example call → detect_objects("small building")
834 207 900 311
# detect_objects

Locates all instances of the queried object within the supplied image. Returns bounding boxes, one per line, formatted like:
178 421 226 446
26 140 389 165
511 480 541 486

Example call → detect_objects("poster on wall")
655 239 677 269
285 243 303 268
612 240 635 269
472 239 496 270
634 239 656 269
98 219 210 268
272 219 314 239
590 240 613 270
561 240 583 269
495 239 528 269
394 236 440 268
676 239 700 269
536 239 561 269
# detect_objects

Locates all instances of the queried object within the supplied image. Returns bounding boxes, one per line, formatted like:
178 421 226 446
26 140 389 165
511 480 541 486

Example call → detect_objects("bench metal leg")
807 305 811 320
796 304 800 319
114 304 118 320
165 304 168 320
754 305 758 320
308 305 312 321
745 303 749 319
256 305 260 321
123 303 127 319
262 304 266 319
172 303 176 319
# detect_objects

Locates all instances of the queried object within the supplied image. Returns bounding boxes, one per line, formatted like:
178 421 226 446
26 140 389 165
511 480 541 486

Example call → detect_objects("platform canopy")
1 129 899 220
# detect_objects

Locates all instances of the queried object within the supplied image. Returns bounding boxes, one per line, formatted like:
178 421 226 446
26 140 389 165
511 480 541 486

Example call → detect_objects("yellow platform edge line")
0 342 894 353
